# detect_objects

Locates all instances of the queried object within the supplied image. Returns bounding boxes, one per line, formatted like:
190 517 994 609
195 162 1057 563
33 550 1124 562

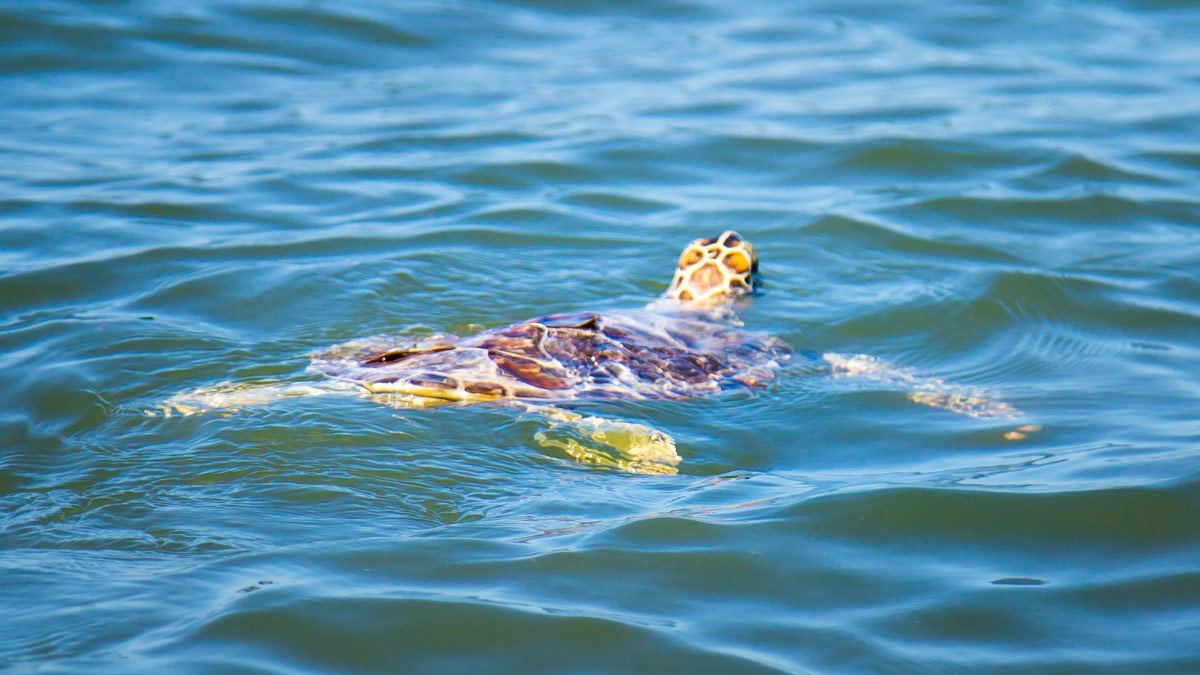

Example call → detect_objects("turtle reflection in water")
158 232 1030 474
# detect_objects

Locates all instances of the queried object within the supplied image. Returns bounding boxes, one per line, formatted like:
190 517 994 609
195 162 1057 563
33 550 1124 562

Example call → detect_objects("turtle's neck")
642 296 743 323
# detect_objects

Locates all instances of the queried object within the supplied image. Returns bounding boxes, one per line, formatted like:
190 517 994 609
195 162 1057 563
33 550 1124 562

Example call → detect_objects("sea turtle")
157 231 1029 473
311 231 784 404
306 230 789 473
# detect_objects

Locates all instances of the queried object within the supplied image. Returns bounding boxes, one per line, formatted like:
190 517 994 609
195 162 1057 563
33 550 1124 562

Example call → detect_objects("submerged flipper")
520 403 681 475
150 382 682 474
147 380 366 417
823 352 1040 439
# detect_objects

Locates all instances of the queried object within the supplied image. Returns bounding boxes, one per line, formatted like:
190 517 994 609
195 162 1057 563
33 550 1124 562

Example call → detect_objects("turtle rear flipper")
148 379 365 417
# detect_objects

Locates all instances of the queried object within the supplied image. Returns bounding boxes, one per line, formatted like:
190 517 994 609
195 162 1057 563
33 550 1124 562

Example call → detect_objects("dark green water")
3 0 1200 672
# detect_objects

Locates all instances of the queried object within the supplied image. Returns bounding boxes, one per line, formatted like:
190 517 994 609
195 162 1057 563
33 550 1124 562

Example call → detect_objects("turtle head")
666 231 759 307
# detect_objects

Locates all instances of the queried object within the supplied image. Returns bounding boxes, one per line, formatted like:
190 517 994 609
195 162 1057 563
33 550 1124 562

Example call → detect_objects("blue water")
3 1 1200 672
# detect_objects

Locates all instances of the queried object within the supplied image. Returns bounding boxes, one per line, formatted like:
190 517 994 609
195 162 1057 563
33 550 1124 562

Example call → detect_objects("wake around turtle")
156 232 1031 474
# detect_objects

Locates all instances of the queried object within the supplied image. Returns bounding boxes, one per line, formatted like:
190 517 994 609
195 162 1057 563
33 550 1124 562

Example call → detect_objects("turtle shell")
309 310 791 403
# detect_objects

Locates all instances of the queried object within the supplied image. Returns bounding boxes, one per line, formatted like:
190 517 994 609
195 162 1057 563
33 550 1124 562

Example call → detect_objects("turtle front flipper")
822 352 1039 439
519 403 681 475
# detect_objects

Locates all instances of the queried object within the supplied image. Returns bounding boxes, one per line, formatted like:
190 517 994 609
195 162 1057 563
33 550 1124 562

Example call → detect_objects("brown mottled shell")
310 310 791 403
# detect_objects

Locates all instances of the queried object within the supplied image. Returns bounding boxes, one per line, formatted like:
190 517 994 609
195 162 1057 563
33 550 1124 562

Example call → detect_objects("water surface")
3 0 1200 672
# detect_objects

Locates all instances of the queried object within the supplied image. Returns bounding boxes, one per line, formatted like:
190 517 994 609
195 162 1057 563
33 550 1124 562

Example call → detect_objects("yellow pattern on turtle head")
665 231 759 307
